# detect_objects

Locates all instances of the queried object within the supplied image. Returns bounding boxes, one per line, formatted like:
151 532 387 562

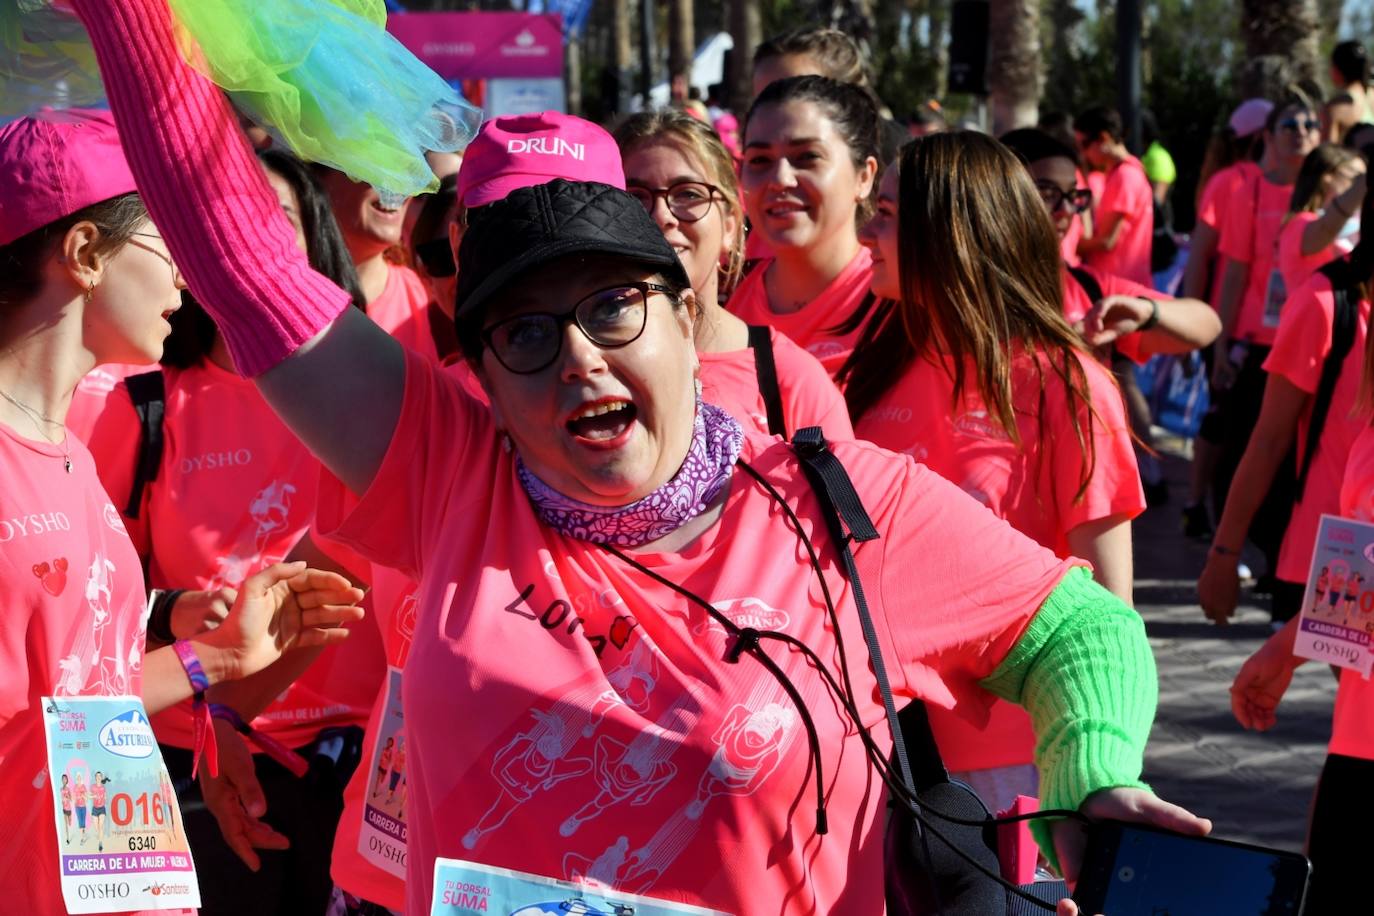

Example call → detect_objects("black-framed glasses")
627 181 721 223
414 237 456 278
1278 117 1321 135
127 233 181 284
1035 183 1093 214
481 282 674 374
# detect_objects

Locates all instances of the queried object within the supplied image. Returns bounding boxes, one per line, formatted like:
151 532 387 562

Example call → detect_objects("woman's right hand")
1231 619 1301 730
171 588 236 639
1197 552 1241 624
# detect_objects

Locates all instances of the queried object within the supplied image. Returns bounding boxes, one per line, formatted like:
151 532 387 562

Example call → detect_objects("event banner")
1298 514 1374 676
359 667 408 878
430 857 730 916
41 696 200 913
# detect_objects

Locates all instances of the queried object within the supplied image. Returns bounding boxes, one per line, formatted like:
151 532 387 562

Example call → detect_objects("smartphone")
1073 820 1310 916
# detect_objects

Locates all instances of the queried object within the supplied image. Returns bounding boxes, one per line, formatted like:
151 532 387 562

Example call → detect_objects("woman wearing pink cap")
74 3 1212 914
0 108 364 912
729 76 881 375
616 108 852 441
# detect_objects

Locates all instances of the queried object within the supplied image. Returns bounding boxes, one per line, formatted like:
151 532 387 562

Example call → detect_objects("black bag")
792 427 1067 915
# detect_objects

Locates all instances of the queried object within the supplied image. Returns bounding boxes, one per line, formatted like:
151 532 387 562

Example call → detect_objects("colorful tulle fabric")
2 0 479 200
0 1 105 116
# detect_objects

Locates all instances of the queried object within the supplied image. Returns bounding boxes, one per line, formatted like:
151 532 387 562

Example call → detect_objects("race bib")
359 667 408 878
41 696 201 913
1262 267 1287 329
430 858 731 916
1297 515 1374 677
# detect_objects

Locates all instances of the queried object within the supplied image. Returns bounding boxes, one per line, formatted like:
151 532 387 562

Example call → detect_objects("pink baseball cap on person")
457 111 625 209
1228 99 1275 138
0 108 138 247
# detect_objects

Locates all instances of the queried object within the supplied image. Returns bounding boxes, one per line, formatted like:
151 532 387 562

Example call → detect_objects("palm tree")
728 0 762 112
1237 0 1320 99
669 0 696 99
987 0 1042 134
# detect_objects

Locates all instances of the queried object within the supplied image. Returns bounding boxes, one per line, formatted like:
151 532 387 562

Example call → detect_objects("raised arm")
74 0 405 494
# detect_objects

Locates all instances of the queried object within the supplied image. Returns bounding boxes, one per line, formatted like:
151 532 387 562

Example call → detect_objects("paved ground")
1135 441 1335 853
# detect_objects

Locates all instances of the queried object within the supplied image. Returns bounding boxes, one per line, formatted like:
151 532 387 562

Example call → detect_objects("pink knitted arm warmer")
72 0 350 377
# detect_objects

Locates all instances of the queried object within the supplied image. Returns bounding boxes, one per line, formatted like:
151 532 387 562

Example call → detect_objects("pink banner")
387 12 564 80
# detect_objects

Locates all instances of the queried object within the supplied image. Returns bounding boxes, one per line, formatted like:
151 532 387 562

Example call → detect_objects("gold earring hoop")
84 282 96 304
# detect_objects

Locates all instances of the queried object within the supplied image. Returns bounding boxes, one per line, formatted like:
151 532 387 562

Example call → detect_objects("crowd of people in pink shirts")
1 4 1373 914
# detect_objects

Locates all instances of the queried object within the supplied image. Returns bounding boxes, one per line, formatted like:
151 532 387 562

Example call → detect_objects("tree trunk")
612 0 634 113
728 0 762 113
566 37 582 115
986 0 1042 134
669 0 696 99
1237 0 1320 100
928 0 949 99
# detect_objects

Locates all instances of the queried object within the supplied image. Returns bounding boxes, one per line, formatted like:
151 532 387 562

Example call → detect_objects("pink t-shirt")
698 327 853 440
1333 425 1374 760
725 247 874 375
83 361 384 750
316 348 1076 916
853 348 1143 772
370 263 440 363
1263 275 1371 585
0 424 184 915
1197 162 1263 306
1277 212 1337 294
1219 172 1293 346
66 363 149 446
1060 170 1088 267
1086 155 1154 287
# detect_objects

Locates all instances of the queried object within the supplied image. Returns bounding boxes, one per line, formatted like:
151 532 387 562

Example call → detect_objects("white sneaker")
1237 562 1253 581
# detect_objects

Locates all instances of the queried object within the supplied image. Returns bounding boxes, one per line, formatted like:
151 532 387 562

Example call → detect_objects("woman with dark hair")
0 106 360 912
843 131 1150 813
79 2 1217 913
76 146 384 916
1325 40 1373 144
728 75 880 374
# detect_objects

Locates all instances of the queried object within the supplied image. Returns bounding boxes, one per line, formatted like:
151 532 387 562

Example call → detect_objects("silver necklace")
0 387 72 472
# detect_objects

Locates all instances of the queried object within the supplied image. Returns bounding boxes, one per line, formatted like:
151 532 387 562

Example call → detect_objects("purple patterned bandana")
515 401 744 547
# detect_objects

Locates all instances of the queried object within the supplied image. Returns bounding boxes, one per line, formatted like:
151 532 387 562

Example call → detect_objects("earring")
84 282 96 304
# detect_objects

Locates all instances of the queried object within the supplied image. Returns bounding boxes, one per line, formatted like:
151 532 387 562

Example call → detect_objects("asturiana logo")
98 709 156 759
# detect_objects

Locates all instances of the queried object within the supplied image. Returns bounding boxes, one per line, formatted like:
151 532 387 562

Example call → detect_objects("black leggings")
162 725 364 916
1305 752 1374 914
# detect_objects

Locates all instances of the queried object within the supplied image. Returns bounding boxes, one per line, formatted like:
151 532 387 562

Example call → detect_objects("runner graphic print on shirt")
207 480 298 590
55 550 135 697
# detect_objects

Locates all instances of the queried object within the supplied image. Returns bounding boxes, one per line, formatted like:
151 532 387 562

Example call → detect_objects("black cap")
455 178 691 320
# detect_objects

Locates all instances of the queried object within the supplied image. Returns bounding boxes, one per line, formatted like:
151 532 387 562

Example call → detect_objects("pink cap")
1228 99 1274 138
0 109 138 247
457 111 625 209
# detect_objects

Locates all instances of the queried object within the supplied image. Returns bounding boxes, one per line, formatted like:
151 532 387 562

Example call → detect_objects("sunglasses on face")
480 282 675 375
1035 183 1093 214
627 181 721 223
1278 117 1321 135
413 237 456 278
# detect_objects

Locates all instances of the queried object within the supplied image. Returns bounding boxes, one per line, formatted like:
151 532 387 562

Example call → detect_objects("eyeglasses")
1278 117 1321 135
414 237 457 278
481 282 674 375
127 233 182 285
1035 183 1094 214
627 181 721 223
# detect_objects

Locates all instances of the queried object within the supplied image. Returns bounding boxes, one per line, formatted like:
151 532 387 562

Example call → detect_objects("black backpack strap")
123 370 166 520
1296 283 1360 499
1067 265 1104 306
791 426 927 798
747 324 788 439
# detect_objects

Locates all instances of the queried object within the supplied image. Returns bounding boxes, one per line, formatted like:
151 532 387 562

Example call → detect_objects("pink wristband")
72 0 350 377
209 703 310 778
172 640 219 779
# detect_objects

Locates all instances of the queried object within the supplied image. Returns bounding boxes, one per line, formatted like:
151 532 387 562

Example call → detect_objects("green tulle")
165 0 478 199
1 0 479 200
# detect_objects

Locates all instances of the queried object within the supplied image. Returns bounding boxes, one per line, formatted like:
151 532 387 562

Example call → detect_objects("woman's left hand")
1051 787 1213 889
1083 296 1154 346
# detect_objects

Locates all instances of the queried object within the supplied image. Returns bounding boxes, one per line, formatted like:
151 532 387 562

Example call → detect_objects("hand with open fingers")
207 562 365 682
1231 627 1300 731
1197 553 1241 625
1051 787 1212 891
1084 295 1153 347
199 717 287 871
170 588 236 639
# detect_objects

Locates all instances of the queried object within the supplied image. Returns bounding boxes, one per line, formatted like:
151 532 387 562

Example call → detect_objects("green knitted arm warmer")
979 566 1157 868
